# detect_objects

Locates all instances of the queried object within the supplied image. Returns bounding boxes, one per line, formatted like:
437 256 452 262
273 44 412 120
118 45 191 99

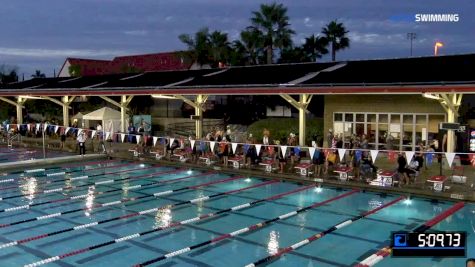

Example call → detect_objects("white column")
121 95 127 133
195 95 204 139
299 94 307 146
16 102 23 125
62 96 70 127
446 103 455 153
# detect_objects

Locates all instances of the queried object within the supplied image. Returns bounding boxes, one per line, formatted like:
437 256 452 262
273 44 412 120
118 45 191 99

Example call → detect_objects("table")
334 166 352 181
294 163 313 176
228 156 243 169
427 175 448 192
370 170 396 187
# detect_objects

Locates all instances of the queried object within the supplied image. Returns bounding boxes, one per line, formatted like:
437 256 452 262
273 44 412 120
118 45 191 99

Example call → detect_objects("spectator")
466 258 475 267
127 122 136 143
77 131 87 156
326 129 333 148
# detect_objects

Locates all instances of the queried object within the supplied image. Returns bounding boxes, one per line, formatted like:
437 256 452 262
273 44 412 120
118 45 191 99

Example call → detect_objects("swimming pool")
0 160 472 266
0 147 70 163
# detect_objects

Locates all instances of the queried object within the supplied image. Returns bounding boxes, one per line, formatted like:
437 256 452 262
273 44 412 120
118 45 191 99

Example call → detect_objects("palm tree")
179 28 211 67
232 29 264 65
279 46 307 63
208 31 231 67
31 70 46 78
249 3 295 64
321 20 350 61
303 34 328 62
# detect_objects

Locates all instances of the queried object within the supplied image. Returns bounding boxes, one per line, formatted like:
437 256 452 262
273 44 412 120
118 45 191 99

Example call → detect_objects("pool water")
0 147 70 163
0 160 472 266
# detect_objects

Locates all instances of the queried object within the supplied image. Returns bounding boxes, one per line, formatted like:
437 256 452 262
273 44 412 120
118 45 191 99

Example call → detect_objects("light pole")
407 33 416 56
434 42 443 56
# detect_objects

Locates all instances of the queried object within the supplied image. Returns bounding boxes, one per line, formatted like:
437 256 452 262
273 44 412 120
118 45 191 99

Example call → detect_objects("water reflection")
154 207 172 228
368 199 382 210
122 180 130 198
267 230 280 255
84 186 95 217
20 176 37 203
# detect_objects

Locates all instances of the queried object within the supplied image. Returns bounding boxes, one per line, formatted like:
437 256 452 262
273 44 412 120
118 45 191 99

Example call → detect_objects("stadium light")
434 42 443 56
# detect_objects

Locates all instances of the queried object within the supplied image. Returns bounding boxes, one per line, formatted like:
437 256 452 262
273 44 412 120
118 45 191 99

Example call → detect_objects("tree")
278 46 308 63
249 2 295 64
231 29 264 65
31 70 46 78
68 64 82 77
321 20 350 61
303 34 328 62
0 64 19 84
179 28 212 67
208 30 231 67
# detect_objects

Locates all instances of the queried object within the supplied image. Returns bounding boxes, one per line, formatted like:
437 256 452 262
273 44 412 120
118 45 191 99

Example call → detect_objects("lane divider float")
244 196 406 267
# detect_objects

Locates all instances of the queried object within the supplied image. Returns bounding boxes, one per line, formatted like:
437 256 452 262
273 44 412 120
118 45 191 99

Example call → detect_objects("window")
334 113 343 122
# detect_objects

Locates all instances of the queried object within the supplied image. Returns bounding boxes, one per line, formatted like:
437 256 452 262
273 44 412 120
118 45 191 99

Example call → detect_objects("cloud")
123 30 149 36
165 16 174 22
0 47 130 59
303 17 313 27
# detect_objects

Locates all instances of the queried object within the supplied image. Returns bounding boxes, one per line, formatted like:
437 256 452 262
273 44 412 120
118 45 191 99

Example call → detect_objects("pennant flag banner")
91 130 96 138
231 143 238 154
190 139 195 150
355 150 362 161
405 151 415 163
370 150 379 164
6 124 9 131
77 129 83 135
44 123 49 132
65 127 71 135
153 136 158 146
210 141 216 152
105 132 110 140
255 144 262 154
120 133 125 143
36 123 40 132
281 146 288 158
338 149 346 162
308 147 316 160
136 135 141 144
54 125 59 133
445 153 456 167
27 124 30 131
169 138 175 148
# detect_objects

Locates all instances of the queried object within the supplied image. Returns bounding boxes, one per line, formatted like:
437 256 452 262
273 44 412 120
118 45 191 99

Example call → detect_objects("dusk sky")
0 0 473 78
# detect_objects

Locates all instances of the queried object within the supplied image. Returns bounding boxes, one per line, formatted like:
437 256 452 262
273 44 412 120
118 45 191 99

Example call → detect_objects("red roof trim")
2 85 475 96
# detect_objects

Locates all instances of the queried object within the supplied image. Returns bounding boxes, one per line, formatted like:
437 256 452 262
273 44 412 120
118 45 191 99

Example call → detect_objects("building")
2 53 475 152
58 52 190 77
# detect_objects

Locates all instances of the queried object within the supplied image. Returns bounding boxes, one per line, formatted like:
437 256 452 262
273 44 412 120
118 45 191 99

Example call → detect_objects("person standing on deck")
77 131 87 156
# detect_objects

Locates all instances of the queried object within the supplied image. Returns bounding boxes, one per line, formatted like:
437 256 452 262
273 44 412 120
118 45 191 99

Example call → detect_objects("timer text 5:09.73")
392 232 466 257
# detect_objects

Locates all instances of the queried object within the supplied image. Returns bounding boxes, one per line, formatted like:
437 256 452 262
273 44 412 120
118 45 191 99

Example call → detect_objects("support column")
16 99 23 125
61 96 76 127
0 96 26 124
195 95 208 139
280 94 312 146
425 93 462 153
173 95 208 139
100 96 133 132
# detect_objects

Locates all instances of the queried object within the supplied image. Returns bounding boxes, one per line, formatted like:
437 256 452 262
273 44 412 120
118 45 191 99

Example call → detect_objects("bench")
228 156 244 169
370 170 396 187
334 166 353 181
294 162 313 176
